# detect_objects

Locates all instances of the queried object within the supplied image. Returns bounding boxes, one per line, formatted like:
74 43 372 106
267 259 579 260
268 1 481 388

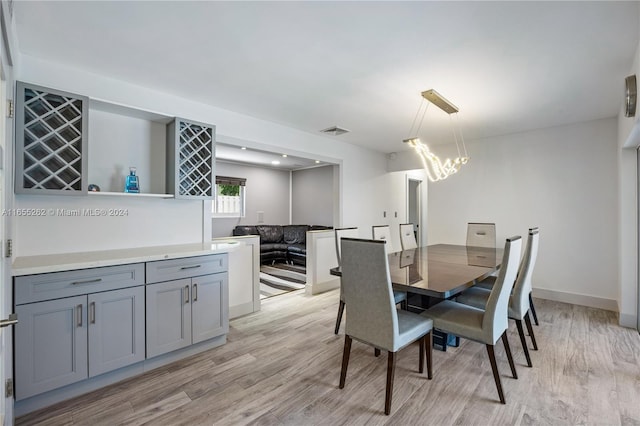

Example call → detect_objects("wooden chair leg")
334 300 345 335
419 337 425 374
339 335 352 389
524 312 538 350
426 331 433 380
529 293 539 326
501 332 518 379
385 351 397 415
515 319 533 367
374 348 381 357
486 344 506 404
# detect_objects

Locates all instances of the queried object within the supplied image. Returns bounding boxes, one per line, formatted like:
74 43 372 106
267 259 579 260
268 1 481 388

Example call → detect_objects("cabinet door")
14 296 88 400
88 286 145 377
166 118 215 200
146 278 192 358
15 81 89 195
191 273 228 344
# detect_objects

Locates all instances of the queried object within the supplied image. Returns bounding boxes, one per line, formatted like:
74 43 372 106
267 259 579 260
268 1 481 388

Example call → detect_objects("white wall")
291 166 333 226
14 55 391 257
427 118 619 311
212 162 290 238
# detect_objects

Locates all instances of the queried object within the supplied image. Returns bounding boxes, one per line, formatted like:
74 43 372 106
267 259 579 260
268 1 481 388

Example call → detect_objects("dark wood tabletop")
330 244 503 299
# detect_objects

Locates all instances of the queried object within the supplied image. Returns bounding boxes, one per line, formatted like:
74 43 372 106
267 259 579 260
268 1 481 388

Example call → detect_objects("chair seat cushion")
455 286 491 310
260 243 289 252
393 291 407 304
421 300 488 344
287 243 306 254
394 310 433 352
475 276 496 290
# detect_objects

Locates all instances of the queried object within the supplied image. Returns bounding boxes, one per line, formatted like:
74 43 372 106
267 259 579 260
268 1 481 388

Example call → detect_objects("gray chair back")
482 235 522 344
399 223 418 250
372 225 395 253
334 227 359 266
341 238 397 351
510 229 539 319
467 222 496 248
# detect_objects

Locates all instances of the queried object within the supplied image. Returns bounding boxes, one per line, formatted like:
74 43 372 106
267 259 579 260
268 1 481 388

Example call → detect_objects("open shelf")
88 192 174 199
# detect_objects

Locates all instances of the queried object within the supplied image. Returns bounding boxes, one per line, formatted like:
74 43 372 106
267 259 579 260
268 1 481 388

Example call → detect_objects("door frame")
406 176 422 247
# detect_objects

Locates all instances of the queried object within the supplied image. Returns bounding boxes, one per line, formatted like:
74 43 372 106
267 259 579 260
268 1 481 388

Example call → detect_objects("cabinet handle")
180 265 201 271
76 304 83 327
71 278 102 285
184 285 190 304
90 302 96 324
193 283 198 302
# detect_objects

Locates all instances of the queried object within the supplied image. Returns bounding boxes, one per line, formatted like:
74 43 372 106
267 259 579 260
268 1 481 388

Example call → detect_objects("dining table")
329 243 504 349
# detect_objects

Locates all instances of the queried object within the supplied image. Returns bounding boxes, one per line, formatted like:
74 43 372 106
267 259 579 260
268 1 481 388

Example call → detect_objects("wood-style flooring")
16 289 640 425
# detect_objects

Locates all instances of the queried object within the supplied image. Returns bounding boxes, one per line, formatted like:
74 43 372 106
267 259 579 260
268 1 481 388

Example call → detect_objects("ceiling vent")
320 126 350 136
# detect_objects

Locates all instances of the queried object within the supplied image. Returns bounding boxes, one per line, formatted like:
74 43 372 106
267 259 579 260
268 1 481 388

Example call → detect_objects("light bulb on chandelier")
403 89 469 182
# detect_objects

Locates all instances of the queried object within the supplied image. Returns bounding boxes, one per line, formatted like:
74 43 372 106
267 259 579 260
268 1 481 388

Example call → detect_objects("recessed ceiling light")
282 154 287 158
315 160 321 164
240 147 247 150
271 160 280 165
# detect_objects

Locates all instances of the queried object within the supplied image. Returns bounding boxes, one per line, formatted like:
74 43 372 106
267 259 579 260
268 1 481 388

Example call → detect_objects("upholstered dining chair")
334 228 407 334
475 227 540 326
466 222 496 248
338 238 433 415
421 236 522 404
372 225 396 253
399 223 418 250
457 229 539 367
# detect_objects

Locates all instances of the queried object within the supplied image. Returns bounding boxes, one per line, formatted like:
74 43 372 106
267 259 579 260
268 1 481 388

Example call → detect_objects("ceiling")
12 1 640 156
216 143 324 171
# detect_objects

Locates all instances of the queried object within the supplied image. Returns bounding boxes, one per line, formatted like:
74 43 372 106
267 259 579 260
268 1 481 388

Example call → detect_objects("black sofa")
232 224 332 266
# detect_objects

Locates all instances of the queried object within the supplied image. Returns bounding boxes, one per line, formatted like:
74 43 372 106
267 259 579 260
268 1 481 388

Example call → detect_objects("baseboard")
618 312 638 329
230 301 256 319
532 287 618 312
306 277 339 295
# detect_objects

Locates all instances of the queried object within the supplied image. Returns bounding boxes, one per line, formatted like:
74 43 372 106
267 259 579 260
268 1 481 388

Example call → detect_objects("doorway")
407 178 422 246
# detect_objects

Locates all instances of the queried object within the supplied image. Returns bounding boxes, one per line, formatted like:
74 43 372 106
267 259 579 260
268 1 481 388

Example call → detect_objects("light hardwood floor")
16 289 640 426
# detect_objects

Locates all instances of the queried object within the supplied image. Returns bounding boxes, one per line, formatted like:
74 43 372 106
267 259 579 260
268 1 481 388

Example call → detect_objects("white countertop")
12 241 243 276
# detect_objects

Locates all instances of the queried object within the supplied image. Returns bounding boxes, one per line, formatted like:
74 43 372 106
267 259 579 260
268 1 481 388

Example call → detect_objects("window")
212 176 246 217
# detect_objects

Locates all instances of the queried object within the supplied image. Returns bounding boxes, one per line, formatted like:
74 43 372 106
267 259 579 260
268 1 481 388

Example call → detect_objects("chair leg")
529 293 539 326
334 300 345 335
374 348 381 357
426 331 433 379
339 335 352 389
501 332 518 379
515 319 533 367
385 351 397 415
419 337 425 374
486 344 506 404
524 312 539 350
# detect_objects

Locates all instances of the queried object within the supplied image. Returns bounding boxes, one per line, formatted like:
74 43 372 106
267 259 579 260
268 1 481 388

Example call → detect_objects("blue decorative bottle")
125 167 140 193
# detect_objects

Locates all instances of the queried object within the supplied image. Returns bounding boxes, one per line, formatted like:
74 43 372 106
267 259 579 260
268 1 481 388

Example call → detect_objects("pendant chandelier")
403 89 469 182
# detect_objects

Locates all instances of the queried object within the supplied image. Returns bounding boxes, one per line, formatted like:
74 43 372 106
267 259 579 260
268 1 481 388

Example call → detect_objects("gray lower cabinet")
15 295 88 400
88 286 145 377
146 272 228 358
15 286 145 400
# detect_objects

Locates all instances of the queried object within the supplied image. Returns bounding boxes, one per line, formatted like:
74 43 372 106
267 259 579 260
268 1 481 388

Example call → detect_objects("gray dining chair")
457 229 539 367
421 235 522 404
399 223 418 250
475 227 540 326
372 225 396 253
334 227 407 334
466 222 496 248
338 237 433 415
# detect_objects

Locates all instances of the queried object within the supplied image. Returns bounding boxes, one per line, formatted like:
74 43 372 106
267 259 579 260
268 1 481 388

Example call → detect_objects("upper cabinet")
15 82 89 195
14 83 217 199
166 118 215 200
